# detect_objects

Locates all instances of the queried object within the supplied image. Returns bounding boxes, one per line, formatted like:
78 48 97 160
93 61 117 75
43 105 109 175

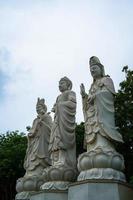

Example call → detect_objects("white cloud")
0 0 132 132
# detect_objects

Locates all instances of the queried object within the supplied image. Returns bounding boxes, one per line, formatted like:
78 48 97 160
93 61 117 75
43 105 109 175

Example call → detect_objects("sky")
0 0 133 133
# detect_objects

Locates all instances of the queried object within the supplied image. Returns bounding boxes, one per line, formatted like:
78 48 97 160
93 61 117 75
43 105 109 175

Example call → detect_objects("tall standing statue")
78 56 125 182
16 98 52 198
41 77 77 190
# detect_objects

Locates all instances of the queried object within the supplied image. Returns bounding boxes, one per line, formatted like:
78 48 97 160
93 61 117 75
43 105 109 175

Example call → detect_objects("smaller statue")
24 98 52 176
16 98 52 196
78 56 125 182
41 77 77 190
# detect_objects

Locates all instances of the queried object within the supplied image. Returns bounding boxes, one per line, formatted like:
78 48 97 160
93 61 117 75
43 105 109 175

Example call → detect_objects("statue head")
36 98 47 115
59 76 72 92
89 56 105 79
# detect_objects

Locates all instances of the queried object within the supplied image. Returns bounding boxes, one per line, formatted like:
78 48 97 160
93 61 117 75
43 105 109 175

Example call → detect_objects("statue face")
59 80 68 92
36 105 45 115
90 64 102 79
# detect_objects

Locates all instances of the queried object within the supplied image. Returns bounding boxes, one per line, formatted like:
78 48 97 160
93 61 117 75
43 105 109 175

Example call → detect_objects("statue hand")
88 94 95 104
26 126 31 131
51 103 56 112
80 83 86 98
28 132 34 137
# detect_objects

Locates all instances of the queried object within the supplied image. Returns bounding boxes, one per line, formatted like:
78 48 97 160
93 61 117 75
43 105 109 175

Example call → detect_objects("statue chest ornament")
90 79 104 95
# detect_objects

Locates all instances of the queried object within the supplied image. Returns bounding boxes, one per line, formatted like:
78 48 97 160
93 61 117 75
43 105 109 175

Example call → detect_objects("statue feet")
77 148 126 182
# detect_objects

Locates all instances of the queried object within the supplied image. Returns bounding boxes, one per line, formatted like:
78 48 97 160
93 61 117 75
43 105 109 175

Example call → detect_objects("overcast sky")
0 0 133 133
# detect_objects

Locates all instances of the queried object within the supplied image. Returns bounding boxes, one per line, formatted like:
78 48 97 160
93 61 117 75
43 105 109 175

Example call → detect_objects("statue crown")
89 56 101 67
37 98 45 106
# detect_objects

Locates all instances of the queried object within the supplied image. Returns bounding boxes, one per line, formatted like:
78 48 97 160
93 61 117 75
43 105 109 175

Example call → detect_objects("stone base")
68 180 133 200
41 181 70 190
15 191 31 200
77 168 126 182
30 190 68 200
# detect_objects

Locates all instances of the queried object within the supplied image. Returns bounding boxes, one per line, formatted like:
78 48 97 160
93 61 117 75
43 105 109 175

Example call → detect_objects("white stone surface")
68 181 133 200
79 56 125 181
80 56 123 151
30 191 68 200
16 98 52 193
41 77 77 190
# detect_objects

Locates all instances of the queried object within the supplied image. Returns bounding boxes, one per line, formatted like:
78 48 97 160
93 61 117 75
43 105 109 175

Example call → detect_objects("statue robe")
49 90 76 168
24 113 52 175
82 76 123 149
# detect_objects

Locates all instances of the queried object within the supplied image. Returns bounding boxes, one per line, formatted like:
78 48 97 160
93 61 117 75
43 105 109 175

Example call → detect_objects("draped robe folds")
82 76 123 150
24 114 52 176
49 90 76 168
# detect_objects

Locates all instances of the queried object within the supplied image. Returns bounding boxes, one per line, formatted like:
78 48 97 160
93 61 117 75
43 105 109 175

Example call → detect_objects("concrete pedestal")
30 190 68 200
68 180 133 200
16 180 133 200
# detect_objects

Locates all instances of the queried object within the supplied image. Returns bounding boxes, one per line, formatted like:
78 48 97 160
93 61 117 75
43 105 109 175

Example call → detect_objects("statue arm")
81 94 89 122
51 102 57 113
80 83 88 98
27 118 40 137
68 91 76 103
40 114 53 129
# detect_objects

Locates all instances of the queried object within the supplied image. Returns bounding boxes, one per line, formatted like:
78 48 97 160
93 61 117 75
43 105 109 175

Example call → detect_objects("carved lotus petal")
49 168 61 181
78 150 124 172
78 155 92 171
23 179 34 191
16 179 23 192
111 155 124 171
93 153 108 168
64 169 76 181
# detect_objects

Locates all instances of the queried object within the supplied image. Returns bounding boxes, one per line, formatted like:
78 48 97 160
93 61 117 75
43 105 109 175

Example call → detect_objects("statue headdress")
59 76 72 90
89 56 105 77
36 98 47 113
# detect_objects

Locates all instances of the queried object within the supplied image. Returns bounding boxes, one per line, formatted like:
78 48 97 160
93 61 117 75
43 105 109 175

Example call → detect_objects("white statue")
80 56 123 152
49 76 76 167
41 77 77 190
78 56 125 182
16 98 52 195
24 98 52 176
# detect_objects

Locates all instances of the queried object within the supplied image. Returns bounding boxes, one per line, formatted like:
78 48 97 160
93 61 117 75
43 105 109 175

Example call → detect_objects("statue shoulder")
102 76 116 94
68 90 76 103
41 113 53 127
47 113 53 122
43 113 52 121
69 90 76 96
64 90 76 97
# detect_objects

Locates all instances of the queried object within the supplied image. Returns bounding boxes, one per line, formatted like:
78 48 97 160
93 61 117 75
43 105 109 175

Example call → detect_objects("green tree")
115 66 133 182
75 122 85 157
0 131 27 200
0 66 133 200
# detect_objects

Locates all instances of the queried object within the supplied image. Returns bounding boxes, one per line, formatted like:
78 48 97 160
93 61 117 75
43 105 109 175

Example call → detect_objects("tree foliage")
115 66 133 182
75 122 85 157
0 131 27 200
0 67 133 200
